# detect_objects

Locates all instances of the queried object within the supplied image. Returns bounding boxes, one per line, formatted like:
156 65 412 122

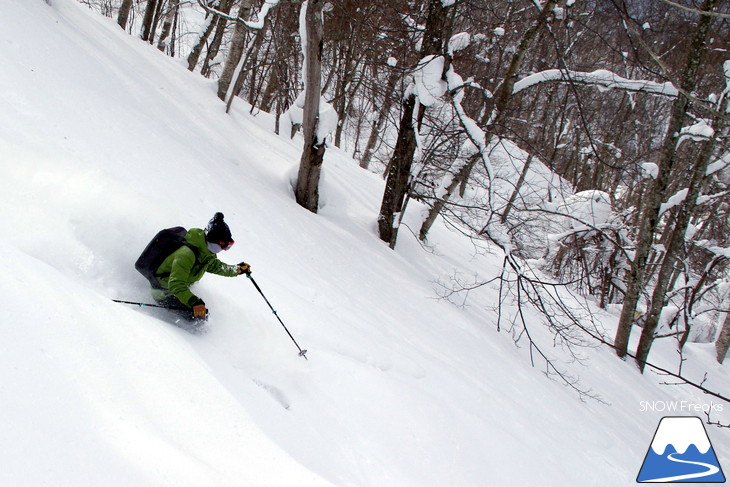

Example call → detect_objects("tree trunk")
187 21 215 71
377 0 450 247
332 38 357 148
614 0 716 358
260 64 280 113
217 0 254 101
635 117 725 370
716 312 730 364
200 0 233 77
156 0 179 53
141 0 158 42
148 0 165 44
294 0 326 213
187 1 224 71
117 0 133 30
244 21 273 109
360 66 400 170
226 22 269 113
501 154 534 224
169 6 178 57
378 94 418 246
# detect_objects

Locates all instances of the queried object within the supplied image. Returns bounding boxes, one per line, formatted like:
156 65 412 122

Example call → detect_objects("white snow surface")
1 1 728 486
556 190 614 230
650 417 712 455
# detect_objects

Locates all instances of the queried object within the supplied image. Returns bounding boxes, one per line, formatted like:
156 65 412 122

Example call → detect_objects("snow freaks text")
639 401 724 414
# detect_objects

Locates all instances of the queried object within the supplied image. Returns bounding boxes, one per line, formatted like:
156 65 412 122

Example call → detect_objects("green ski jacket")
153 228 238 306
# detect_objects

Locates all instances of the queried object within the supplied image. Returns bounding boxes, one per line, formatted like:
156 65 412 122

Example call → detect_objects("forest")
82 0 730 389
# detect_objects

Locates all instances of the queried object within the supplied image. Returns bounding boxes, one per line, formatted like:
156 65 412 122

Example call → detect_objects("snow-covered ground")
0 1 727 486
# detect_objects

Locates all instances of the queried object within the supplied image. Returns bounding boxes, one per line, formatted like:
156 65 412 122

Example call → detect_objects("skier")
144 212 251 321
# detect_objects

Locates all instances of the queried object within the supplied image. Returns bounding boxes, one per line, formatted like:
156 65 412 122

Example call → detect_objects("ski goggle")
218 240 235 251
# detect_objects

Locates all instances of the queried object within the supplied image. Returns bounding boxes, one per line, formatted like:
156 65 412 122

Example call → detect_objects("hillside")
0 1 727 486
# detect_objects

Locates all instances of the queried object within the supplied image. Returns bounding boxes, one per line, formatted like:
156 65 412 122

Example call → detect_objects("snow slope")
0 1 727 486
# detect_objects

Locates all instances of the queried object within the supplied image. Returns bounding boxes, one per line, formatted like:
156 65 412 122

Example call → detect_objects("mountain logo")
637 416 725 483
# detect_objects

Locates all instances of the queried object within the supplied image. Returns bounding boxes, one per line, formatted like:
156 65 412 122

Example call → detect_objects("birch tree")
156 0 179 54
292 0 336 212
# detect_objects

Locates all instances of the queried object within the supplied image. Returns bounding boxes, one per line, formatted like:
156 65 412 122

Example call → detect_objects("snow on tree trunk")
294 0 326 213
511 69 677 97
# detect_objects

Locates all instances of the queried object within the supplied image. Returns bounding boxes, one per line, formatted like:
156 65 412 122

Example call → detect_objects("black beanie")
205 212 233 243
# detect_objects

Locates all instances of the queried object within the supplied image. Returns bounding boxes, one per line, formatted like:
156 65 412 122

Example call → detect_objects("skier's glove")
236 262 251 276
192 302 208 319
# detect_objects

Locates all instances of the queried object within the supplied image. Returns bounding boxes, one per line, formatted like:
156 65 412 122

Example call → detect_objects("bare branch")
656 0 730 19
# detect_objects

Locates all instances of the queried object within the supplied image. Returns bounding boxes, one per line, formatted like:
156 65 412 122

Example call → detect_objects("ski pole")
247 276 308 360
112 299 188 311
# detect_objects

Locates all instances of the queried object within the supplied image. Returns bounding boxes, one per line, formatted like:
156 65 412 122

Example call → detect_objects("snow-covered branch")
512 69 678 97
707 152 730 176
197 0 280 30
677 119 714 147
659 188 689 216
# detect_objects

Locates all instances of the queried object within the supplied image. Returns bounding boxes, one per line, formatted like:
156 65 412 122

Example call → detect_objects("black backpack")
135 227 199 288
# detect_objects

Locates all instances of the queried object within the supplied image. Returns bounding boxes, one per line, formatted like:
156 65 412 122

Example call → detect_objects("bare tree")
613 0 719 360
418 0 558 242
635 115 726 370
